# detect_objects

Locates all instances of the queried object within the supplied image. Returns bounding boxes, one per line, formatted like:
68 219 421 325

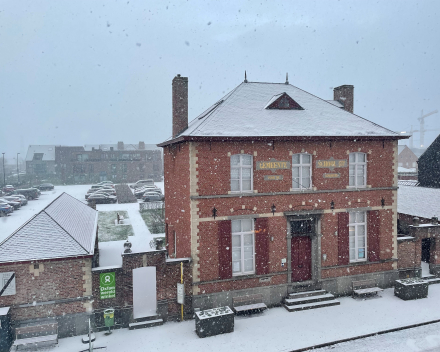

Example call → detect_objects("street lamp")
17 153 20 184
2 153 5 188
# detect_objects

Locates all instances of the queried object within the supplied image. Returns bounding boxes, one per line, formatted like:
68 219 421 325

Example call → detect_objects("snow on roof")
326 100 344 108
25 145 56 161
175 82 398 139
0 193 97 263
0 307 10 316
398 167 417 173
398 180 419 186
84 144 159 151
398 185 440 219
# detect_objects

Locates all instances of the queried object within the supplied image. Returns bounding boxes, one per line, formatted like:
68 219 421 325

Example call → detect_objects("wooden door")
291 236 312 282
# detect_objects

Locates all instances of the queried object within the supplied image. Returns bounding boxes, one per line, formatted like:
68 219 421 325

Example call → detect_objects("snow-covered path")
45 285 440 352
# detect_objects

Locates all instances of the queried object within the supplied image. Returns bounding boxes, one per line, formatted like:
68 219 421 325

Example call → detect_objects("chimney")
117 141 124 150
139 141 145 150
333 85 354 113
172 74 188 138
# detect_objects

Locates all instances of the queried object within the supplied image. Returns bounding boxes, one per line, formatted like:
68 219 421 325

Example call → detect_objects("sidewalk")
50 284 440 352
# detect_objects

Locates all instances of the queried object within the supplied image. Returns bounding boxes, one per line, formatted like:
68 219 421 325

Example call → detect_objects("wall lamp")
381 198 385 208
330 200 335 210
271 204 276 216
212 207 217 219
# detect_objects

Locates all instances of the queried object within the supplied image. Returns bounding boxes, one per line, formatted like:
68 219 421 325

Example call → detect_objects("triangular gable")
265 92 303 110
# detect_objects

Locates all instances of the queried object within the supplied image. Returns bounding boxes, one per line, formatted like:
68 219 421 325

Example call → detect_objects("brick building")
0 193 98 338
159 75 407 310
26 142 163 184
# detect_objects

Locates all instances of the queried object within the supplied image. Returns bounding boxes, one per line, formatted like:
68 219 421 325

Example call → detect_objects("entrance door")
291 236 312 282
133 267 157 319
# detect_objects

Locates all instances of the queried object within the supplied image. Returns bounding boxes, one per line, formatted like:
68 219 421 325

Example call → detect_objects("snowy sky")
0 0 439 162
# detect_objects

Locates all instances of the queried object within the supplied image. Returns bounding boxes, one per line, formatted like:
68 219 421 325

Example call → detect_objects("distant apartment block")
26 142 163 184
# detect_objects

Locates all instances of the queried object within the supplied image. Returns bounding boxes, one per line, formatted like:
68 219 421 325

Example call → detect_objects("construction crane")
418 109 438 147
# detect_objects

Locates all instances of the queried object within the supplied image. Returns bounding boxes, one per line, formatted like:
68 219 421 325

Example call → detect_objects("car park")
96 181 115 188
0 202 13 216
130 179 155 189
86 186 115 194
3 195 27 206
85 190 116 199
36 183 55 191
2 185 15 193
87 193 118 204
134 187 162 199
13 188 40 200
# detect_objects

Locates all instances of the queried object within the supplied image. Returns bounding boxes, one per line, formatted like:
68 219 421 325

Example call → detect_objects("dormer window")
265 92 303 110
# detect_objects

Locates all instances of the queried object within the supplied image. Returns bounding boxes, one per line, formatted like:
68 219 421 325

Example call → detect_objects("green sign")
100 272 116 300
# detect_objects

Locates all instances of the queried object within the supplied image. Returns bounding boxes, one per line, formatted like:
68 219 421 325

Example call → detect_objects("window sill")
228 191 254 195
290 188 313 192
322 258 397 270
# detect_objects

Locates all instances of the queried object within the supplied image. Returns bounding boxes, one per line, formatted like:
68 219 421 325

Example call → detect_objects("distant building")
417 134 440 188
398 145 418 170
25 142 163 184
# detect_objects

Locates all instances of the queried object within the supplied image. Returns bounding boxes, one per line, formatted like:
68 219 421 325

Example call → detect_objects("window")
76 154 88 162
111 164 117 172
349 152 366 187
232 219 255 275
33 153 43 161
230 154 252 192
349 212 367 262
122 164 127 173
292 154 312 189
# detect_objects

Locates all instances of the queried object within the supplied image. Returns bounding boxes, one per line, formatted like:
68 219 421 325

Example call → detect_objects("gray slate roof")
84 144 159 151
25 145 56 161
174 82 398 139
0 193 97 263
398 185 440 219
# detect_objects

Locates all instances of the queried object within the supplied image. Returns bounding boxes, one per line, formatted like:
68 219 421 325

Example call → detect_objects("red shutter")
338 212 350 265
218 220 232 280
368 211 381 262
255 218 269 275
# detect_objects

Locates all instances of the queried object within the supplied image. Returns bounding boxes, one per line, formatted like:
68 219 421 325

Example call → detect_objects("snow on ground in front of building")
0 184 90 243
41 285 440 352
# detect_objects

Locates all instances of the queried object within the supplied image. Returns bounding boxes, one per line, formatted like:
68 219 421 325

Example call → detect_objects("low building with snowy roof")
0 193 98 338
158 74 409 313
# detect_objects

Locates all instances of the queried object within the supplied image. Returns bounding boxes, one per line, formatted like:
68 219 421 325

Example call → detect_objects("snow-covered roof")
398 180 419 187
25 145 56 161
398 167 417 173
167 82 399 141
84 144 159 151
0 193 97 263
326 100 344 108
398 185 440 219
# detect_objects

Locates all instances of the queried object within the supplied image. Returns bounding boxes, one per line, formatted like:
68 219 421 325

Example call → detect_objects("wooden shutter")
368 211 381 262
255 218 269 275
218 220 232 280
338 212 350 265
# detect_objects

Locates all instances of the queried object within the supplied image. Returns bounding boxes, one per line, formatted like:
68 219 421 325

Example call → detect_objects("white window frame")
349 152 367 188
231 219 255 276
349 211 367 263
230 154 253 193
291 153 312 190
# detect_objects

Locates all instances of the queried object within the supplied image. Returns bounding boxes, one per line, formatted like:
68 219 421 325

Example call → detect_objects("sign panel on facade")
0 272 16 296
177 283 185 304
100 272 116 300
323 173 341 179
256 159 290 172
316 157 347 171
264 175 283 181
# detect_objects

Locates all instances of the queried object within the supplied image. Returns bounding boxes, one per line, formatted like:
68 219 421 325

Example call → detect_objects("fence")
139 201 165 234
139 201 164 212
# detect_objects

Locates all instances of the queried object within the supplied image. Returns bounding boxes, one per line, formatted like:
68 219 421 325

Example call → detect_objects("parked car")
3 195 27 206
87 193 118 204
86 186 115 194
134 187 162 199
2 185 14 193
96 181 115 188
0 198 21 210
0 202 13 216
130 179 155 189
13 188 40 200
85 190 116 199
36 183 54 191
142 192 164 202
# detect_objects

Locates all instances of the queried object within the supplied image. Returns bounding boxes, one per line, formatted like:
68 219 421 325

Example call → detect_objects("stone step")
132 315 161 323
288 289 327 300
284 293 335 306
284 299 340 312
422 274 435 279
426 278 440 285
129 319 163 330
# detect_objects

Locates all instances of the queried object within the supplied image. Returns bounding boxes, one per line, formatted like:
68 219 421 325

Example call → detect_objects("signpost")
100 272 115 300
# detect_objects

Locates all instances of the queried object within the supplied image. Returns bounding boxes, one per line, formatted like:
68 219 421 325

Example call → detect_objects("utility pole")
2 153 5 187
16 153 20 185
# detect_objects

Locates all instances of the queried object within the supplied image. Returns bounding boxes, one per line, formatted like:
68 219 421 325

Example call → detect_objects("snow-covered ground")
37 285 440 352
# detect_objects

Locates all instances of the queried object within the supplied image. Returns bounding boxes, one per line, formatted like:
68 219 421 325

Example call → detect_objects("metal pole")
17 153 20 185
2 153 5 187
181 262 184 322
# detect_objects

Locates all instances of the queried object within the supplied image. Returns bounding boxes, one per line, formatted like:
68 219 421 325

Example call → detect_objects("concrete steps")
426 277 440 285
129 319 163 330
284 290 340 312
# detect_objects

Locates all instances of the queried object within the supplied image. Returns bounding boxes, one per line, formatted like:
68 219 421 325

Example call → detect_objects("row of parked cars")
131 180 164 202
85 181 118 204
0 189 39 217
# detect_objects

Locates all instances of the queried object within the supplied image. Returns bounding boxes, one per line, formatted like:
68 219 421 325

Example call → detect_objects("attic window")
265 93 303 110
33 153 44 161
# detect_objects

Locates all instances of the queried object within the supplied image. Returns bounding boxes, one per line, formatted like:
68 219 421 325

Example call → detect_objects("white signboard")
0 272 16 296
177 283 184 304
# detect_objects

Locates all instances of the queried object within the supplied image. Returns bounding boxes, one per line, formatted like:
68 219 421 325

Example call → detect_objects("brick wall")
397 239 417 270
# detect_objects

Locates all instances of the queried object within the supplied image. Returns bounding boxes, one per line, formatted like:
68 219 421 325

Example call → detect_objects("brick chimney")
333 85 354 113
139 141 145 150
117 141 124 150
172 74 188 138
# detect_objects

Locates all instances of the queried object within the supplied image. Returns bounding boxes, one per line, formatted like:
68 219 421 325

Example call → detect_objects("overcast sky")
1 0 439 162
